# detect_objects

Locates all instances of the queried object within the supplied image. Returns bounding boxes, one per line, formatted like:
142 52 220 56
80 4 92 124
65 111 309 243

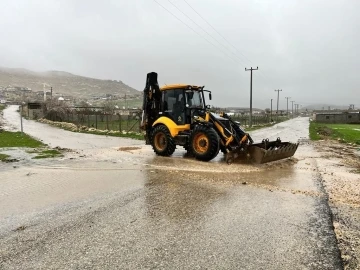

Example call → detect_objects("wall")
315 112 360 124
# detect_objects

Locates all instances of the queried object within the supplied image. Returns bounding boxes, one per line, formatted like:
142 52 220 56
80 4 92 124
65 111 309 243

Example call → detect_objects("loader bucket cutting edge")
248 142 299 164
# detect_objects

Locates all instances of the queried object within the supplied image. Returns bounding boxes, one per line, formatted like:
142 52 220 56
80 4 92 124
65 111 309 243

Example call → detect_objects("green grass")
0 104 6 111
32 152 63 159
0 131 44 148
0 153 10 162
25 148 63 159
309 122 322 141
309 122 360 144
41 149 62 155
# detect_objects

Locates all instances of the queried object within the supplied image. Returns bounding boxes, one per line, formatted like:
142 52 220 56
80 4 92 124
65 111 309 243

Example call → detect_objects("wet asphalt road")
0 106 342 269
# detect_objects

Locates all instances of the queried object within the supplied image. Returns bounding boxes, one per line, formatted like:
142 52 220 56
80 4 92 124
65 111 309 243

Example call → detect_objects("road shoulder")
314 140 360 269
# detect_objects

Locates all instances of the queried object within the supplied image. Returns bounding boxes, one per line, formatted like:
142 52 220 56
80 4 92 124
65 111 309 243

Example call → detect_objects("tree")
102 100 116 115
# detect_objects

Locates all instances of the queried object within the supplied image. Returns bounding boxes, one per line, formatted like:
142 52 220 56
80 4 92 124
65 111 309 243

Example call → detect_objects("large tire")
190 125 219 161
151 125 176 156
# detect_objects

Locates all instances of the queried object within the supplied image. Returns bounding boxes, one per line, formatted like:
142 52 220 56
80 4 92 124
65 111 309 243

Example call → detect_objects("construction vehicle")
140 72 298 164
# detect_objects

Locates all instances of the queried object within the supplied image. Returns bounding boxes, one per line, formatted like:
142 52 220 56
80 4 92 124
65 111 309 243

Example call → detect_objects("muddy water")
1 108 317 215
0 109 343 268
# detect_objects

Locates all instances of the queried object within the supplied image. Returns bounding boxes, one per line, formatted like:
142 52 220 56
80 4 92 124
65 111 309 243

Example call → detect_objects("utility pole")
291 101 295 118
285 97 291 117
295 104 299 116
245 66 258 128
274 89 282 116
20 105 23 133
270 98 273 122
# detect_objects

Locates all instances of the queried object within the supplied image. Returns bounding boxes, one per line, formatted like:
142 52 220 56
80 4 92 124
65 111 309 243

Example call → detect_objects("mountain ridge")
0 67 140 99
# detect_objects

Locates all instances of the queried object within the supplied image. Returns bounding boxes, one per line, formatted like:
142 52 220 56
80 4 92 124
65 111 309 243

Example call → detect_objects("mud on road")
314 140 360 269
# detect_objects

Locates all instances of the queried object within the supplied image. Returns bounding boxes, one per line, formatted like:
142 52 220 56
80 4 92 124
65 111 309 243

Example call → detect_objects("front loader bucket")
248 139 299 164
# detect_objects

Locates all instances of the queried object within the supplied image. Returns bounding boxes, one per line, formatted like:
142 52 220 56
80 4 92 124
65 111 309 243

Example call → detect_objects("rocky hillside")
0 67 140 99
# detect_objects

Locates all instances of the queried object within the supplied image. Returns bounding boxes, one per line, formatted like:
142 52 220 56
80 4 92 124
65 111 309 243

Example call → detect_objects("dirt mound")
316 126 333 136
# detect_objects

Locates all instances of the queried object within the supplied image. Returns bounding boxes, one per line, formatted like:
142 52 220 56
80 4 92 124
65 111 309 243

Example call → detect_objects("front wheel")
190 125 219 161
151 125 176 156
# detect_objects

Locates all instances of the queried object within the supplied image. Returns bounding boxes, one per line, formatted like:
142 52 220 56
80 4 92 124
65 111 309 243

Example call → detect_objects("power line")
153 0 241 65
182 0 270 81
182 0 252 65
167 0 248 67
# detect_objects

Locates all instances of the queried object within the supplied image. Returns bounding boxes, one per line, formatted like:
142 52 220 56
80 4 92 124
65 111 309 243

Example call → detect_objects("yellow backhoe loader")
140 72 298 164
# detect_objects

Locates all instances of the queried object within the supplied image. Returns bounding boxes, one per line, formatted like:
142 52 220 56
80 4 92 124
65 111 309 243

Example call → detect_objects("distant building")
312 110 360 124
26 102 43 119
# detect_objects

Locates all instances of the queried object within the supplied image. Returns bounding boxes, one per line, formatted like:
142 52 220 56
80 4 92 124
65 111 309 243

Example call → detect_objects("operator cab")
159 85 211 125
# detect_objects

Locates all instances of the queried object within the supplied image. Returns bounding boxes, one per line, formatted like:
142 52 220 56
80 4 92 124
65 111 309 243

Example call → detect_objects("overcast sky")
1 0 359 108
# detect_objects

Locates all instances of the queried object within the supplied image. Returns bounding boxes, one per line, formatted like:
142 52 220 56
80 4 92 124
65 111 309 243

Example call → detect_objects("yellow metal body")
194 112 234 146
152 116 190 137
160 84 202 91
152 86 235 146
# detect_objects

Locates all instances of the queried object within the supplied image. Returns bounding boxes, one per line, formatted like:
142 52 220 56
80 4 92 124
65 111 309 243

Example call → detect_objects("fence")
52 109 142 133
230 114 289 126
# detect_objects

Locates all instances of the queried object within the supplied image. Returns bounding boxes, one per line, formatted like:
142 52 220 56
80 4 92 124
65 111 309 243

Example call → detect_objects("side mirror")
209 93 212 100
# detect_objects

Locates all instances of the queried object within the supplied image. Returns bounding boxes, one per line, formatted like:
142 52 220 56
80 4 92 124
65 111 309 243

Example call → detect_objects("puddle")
118 146 142 152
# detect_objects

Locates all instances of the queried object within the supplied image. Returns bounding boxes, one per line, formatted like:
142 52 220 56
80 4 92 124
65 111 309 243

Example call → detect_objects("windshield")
185 90 204 108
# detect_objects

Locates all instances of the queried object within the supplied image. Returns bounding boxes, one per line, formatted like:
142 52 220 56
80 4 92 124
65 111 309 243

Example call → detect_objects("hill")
0 67 141 100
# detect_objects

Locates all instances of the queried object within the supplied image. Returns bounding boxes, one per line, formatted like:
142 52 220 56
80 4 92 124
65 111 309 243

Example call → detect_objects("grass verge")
0 104 6 111
0 131 44 148
26 149 63 159
0 153 10 162
33 149 63 159
309 122 360 144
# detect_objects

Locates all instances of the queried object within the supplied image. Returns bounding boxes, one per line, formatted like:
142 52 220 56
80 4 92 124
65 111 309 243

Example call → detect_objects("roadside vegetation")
0 153 10 162
0 131 44 148
27 149 63 159
310 121 360 145
0 104 6 111
0 131 63 161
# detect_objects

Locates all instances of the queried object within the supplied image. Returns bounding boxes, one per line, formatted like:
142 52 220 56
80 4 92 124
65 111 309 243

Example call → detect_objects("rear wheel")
190 125 219 161
151 125 176 156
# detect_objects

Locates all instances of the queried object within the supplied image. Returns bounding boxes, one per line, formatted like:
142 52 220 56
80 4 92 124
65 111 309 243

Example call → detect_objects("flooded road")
0 107 342 269
2 105 143 149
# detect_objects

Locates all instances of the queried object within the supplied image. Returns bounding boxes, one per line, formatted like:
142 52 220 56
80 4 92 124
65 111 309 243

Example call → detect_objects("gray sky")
1 0 359 108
